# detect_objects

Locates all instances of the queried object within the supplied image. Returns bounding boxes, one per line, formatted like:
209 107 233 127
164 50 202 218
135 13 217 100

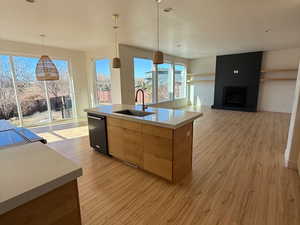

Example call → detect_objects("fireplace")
223 87 247 108
212 52 262 112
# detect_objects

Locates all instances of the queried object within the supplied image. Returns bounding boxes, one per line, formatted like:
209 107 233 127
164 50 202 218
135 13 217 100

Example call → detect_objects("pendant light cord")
115 29 118 57
40 34 46 55
114 15 119 57
157 1 160 51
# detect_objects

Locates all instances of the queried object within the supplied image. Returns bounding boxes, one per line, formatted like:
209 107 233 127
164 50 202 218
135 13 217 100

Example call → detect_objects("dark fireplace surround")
212 52 263 112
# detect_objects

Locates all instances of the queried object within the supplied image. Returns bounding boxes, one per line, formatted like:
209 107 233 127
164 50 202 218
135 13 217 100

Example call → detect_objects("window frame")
132 57 188 104
156 61 174 103
133 57 156 104
0 51 76 126
93 58 113 106
174 63 187 100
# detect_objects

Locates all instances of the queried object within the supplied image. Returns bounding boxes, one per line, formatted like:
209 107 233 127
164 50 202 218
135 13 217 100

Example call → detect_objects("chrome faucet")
135 89 148 111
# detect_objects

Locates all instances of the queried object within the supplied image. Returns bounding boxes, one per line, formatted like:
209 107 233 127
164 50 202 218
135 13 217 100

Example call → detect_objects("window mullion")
172 64 175 101
67 61 77 119
154 64 158 104
43 81 53 123
8 56 23 127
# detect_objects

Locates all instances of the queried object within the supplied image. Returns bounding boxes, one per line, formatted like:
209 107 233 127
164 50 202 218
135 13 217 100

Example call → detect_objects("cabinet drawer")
142 124 173 139
142 134 172 160
107 117 141 132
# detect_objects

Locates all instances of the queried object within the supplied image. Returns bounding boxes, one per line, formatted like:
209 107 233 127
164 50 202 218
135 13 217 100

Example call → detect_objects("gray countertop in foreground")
0 120 16 132
85 104 203 129
0 143 82 215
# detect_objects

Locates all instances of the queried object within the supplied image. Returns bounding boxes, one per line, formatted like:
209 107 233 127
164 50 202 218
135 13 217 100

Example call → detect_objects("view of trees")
0 73 18 120
95 74 112 103
135 77 153 103
0 55 73 126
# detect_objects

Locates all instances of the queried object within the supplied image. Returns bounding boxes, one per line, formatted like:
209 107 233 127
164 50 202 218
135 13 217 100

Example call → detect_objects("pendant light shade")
153 0 164 65
112 57 121 69
153 51 164 64
36 55 59 81
112 14 121 69
35 34 59 81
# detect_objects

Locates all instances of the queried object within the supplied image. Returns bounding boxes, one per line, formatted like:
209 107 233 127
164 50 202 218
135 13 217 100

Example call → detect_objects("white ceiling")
1 0 300 59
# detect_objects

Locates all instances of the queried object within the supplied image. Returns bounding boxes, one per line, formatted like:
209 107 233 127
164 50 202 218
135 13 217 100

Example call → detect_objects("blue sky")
0 55 68 80
133 58 153 78
96 58 154 78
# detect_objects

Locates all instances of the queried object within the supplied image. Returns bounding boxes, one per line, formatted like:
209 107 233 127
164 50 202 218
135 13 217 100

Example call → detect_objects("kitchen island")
0 142 83 225
85 104 202 183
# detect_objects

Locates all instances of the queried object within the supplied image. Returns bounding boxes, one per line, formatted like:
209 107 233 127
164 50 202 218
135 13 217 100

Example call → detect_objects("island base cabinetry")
107 117 193 183
0 180 82 225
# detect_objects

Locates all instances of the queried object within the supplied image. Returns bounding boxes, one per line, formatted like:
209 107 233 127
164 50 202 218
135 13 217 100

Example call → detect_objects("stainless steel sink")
114 109 155 117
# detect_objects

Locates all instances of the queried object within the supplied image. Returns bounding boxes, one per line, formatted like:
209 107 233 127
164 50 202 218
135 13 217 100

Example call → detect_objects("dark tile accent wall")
212 52 263 112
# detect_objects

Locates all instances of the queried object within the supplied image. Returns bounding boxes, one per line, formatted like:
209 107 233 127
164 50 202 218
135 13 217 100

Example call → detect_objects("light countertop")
85 104 203 129
0 142 82 215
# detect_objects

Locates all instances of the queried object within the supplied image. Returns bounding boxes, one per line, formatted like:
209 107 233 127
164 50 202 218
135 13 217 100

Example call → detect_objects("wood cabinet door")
123 128 143 167
107 117 143 167
142 127 173 181
107 126 124 159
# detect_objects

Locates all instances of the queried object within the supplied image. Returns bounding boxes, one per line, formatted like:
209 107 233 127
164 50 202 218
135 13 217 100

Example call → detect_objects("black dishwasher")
87 113 110 156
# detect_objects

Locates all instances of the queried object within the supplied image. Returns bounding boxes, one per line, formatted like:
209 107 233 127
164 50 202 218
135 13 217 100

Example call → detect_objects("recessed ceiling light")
265 29 271 33
26 0 35 3
163 7 173 12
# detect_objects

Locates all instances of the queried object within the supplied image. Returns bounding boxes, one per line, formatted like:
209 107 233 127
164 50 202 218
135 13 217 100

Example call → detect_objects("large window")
175 64 187 99
157 63 173 102
133 58 187 104
133 58 154 104
0 54 74 127
95 59 112 104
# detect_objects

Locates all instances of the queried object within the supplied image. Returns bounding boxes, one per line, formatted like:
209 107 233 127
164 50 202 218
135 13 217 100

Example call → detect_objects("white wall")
189 56 216 107
258 49 300 113
285 63 300 169
189 48 300 113
0 39 89 118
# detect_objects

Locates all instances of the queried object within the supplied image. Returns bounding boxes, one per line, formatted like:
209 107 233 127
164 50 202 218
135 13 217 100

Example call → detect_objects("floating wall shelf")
188 68 298 78
261 68 298 73
187 77 297 85
187 73 215 78
261 77 297 82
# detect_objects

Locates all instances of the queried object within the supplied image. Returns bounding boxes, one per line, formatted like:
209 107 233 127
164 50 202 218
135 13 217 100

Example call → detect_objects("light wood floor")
45 108 300 225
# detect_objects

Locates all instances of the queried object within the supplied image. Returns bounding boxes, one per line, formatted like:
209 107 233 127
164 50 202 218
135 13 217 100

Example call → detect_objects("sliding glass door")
47 59 73 121
0 54 74 127
13 56 50 126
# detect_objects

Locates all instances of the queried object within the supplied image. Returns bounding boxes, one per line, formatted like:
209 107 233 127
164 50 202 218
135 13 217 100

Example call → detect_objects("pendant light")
112 14 121 69
36 34 59 81
153 0 164 65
